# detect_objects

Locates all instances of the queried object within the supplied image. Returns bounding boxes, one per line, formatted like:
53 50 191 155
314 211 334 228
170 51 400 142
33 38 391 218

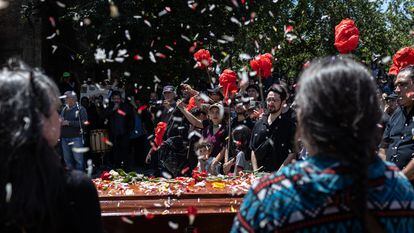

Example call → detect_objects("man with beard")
381 66 414 182
249 85 297 172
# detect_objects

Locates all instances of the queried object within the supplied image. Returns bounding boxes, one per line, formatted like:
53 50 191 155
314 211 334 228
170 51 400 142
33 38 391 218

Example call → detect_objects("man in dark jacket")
105 91 135 169
61 91 88 171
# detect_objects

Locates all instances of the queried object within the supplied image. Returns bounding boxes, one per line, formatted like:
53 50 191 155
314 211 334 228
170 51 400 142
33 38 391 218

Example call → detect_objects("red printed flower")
154 122 167 146
250 53 273 78
100 171 111 180
193 49 212 69
187 206 198 225
219 69 238 99
334 19 359 54
388 47 414 76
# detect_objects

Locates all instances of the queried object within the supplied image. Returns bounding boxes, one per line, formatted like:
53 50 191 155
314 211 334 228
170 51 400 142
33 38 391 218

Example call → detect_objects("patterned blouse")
231 155 414 233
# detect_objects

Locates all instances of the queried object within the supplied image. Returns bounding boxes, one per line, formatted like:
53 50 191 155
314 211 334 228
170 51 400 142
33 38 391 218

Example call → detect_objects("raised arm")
176 99 203 129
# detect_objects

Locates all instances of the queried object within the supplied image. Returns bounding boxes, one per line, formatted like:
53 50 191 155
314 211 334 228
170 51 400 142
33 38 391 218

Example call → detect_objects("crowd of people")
2 55 414 232
53 58 406 182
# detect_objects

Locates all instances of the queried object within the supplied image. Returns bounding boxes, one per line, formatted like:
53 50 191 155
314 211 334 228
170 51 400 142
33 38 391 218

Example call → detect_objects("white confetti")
5 183 12 203
239 53 251 60
51 45 58 54
149 51 156 63
87 159 93 177
144 20 152 27
168 221 179 230
181 34 191 42
125 30 131 40
72 147 90 153
56 1 66 8
46 33 56 40
162 171 172 179
230 17 242 27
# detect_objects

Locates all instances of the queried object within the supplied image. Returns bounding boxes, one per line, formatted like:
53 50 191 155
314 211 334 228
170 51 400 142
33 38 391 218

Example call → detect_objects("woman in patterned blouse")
231 56 414 233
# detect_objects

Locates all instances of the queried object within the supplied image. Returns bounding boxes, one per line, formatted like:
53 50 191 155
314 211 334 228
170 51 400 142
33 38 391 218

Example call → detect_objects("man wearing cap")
158 85 177 123
381 66 414 183
61 91 88 171
250 85 296 172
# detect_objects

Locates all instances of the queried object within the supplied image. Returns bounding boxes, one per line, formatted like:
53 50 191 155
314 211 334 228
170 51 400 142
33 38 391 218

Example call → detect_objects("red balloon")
388 47 414 76
154 122 167 147
250 54 273 78
334 19 359 54
193 49 212 69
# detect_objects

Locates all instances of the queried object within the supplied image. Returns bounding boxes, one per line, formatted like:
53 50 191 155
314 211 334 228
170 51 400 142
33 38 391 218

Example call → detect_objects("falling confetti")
72 147 90 153
168 221 179 230
5 183 12 203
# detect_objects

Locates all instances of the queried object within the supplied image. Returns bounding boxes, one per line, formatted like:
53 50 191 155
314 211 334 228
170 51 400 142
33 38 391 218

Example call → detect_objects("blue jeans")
61 137 84 171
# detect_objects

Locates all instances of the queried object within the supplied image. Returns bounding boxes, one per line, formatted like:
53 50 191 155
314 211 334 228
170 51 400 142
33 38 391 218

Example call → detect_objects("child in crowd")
224 125 252 175
194 140 212 173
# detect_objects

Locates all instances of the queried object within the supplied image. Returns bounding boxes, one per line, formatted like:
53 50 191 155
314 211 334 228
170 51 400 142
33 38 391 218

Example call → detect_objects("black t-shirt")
250 114 296 172
382 107 414 169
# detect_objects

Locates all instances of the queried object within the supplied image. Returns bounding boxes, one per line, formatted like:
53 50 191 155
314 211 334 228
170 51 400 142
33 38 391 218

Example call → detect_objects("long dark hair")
232 125 252 160
0 59 66 232
295 56 382 230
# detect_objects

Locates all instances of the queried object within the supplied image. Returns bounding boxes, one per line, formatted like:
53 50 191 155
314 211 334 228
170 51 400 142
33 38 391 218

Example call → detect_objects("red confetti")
100 171 111 180
138 105 148 113
187 206 198 216
284 25 293 34
133 54 143 61
181 167 190 175
117 109 126 116
49 17 56 27
154 122 167 146
145 213 154 220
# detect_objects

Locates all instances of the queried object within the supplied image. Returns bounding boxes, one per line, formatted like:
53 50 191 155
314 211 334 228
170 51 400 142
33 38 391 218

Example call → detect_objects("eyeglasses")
266 97 281 102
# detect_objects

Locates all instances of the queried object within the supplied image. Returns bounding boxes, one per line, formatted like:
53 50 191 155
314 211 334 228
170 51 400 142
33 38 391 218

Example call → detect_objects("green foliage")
44 0 414 86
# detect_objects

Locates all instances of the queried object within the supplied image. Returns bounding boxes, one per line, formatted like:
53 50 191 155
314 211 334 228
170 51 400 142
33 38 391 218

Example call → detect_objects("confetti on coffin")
72 147 90 153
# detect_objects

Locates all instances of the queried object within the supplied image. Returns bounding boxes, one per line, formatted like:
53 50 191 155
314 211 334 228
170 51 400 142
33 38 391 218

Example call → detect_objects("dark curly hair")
0 58 66 233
